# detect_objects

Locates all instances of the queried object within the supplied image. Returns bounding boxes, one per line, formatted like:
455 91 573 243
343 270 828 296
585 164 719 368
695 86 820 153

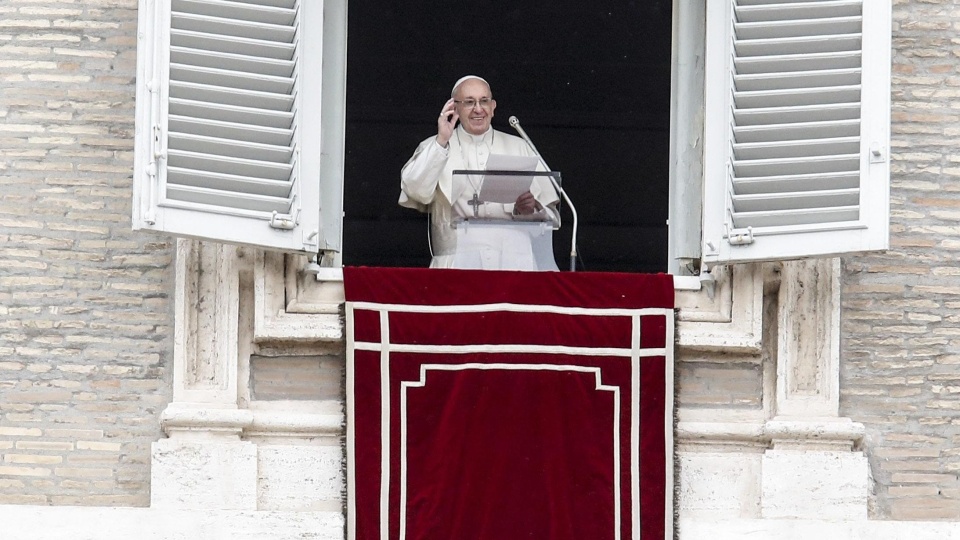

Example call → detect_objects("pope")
399 75 560 270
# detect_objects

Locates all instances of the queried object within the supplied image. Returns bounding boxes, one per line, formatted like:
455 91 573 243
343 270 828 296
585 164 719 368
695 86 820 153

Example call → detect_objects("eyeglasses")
454 98 493 110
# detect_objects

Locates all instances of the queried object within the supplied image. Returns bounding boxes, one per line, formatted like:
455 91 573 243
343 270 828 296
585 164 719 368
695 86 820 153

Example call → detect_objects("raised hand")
436 98 459 147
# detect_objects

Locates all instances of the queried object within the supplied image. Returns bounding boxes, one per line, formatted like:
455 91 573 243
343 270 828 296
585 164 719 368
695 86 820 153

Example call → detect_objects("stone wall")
0 0 173 507
841 0 960 520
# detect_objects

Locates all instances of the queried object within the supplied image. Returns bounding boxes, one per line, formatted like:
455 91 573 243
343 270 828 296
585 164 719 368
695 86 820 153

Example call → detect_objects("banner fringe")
339 302 348 540
673 307 681 540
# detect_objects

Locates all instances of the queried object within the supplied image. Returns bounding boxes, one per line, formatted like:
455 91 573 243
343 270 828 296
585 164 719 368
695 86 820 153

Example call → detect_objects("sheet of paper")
478 154 539 204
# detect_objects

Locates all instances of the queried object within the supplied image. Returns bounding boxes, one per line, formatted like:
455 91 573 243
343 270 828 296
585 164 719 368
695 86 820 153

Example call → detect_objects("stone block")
677 451 762 519
761 449 868 520
257 444 343 511
151 439 257 510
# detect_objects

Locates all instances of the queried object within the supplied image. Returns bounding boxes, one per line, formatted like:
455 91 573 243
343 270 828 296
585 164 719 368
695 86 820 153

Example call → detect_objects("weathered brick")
0 465 51 477
0 427 41 437
75 441 120 452
3 454 62 465
891 498 960 520
14 441 73 452
889 486 940 497
53 467 113 479
0 494 47 505
44 428 104 440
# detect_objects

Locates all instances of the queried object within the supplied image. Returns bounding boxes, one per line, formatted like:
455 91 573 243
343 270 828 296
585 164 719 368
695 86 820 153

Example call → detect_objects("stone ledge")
0 505 344 540
160 404 343 439
677 418 865 450
677 518 960 540
765 417 865 450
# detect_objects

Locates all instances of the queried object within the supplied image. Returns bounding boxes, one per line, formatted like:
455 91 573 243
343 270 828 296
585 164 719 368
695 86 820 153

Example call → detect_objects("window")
341 2 672 272
132 0 890 272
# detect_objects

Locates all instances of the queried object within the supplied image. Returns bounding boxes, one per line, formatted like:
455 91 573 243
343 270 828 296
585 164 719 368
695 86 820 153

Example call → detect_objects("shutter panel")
702 0 890 265
133 0 341 253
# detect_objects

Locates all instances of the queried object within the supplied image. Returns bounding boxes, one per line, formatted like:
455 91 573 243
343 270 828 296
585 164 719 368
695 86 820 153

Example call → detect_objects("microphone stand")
509 116 579 272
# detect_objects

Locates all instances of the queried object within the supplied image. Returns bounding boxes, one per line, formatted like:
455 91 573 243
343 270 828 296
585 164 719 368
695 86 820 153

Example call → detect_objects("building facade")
0 0 958 538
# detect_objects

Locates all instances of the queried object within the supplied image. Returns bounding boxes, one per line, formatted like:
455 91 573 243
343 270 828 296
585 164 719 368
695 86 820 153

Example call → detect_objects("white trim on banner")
398 363 623 540
345 301 675 540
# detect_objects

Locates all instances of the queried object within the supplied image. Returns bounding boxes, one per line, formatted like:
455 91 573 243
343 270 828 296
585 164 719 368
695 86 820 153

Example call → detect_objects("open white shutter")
702 0 890 265
133 0 343 254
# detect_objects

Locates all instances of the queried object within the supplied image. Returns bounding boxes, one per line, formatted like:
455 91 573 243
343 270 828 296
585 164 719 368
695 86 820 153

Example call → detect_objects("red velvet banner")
345 267 674 540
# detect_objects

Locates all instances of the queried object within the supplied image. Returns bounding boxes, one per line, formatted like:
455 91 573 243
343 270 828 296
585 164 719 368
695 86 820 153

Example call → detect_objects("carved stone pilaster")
171 239 240 409
775 257 841 418
153 240 253 510
761 258 868 520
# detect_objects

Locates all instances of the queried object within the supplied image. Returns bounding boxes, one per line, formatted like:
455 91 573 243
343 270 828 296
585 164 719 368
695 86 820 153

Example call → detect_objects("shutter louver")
134 0 340 254
730 0 862 231
702 0 890 264
167 0 298 217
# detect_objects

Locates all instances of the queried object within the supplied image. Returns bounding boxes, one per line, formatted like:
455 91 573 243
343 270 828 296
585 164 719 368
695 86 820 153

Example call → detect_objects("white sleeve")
400 138 448 207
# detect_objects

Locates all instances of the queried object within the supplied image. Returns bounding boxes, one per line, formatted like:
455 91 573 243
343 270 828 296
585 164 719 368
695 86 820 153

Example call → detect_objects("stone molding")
253 251 342 342
161 403 342 440
678 418 865 451
676 264 764 353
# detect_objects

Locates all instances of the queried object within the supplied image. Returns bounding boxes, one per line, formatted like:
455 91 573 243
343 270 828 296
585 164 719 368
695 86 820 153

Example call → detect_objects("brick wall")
0 0 172 507
841 0 960 520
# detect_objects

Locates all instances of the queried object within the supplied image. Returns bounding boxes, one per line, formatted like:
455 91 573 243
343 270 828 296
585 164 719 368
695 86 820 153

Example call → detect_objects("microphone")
508 116 580 272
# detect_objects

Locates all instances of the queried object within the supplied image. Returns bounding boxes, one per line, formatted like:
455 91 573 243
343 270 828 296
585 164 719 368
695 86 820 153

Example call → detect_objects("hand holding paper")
514 191 539 215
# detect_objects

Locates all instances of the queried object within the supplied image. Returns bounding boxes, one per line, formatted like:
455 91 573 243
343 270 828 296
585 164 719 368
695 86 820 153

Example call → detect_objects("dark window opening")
343 1 672 273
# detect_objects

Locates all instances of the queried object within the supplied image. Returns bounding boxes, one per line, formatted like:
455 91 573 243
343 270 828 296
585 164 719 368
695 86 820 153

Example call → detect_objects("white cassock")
400 125 560 270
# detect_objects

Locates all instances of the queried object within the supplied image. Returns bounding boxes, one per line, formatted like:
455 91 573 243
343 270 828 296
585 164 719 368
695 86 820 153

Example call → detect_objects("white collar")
457 125 493 145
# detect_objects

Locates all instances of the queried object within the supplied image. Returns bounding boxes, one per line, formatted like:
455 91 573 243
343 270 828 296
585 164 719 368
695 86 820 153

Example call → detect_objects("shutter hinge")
152 123 165 161
143 79 163 225
725 224 754 246
302 229 319 251
269 209 299 230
